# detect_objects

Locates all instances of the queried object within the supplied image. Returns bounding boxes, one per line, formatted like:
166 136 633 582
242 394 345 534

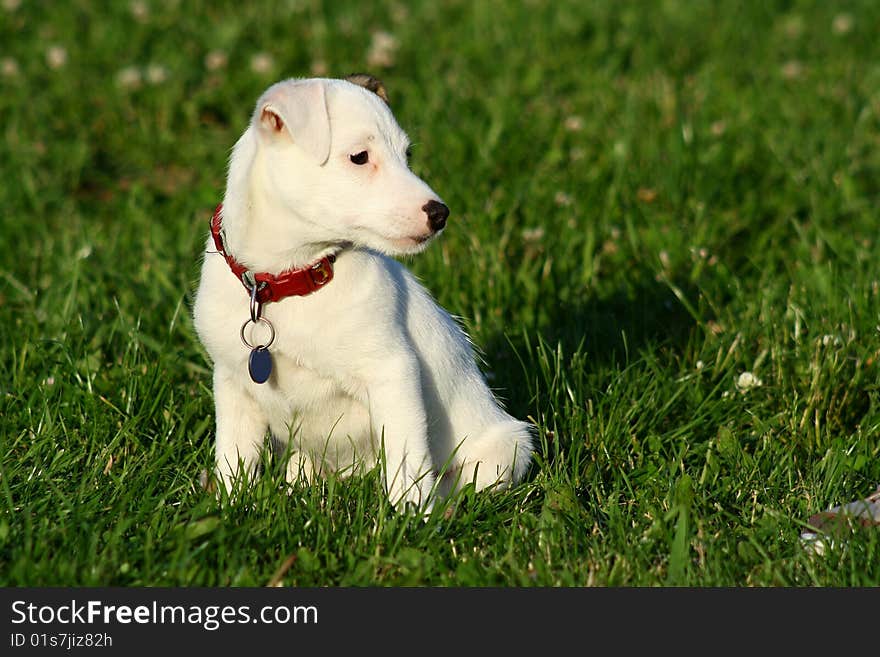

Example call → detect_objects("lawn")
1 0 879 586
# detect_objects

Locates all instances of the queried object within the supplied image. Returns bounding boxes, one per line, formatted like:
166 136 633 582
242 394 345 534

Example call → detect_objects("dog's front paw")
211 459 259 504
284 452 316 488
387 470 436 519
396 495 435 520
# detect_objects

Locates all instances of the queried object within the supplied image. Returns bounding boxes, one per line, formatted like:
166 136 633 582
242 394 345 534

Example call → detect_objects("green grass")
2 0 880 586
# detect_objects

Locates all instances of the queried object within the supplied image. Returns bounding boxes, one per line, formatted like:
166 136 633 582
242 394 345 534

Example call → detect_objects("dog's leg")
270 425 317 487
368 356 436 514
284 451 316 486
212 368 268 497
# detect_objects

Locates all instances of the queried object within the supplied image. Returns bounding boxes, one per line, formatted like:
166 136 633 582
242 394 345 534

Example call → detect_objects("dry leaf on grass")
801 485 880 555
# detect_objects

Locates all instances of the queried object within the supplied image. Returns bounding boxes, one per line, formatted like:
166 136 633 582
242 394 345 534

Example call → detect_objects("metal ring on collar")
240 316 275 350
249 280 262 322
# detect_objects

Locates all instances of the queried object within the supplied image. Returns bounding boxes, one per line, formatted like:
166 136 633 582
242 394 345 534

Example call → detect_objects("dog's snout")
423 200 449 232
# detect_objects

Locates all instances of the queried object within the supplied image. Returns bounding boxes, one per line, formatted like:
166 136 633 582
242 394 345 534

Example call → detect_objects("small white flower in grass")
1 57 19 77
145 64 168 84
130 0 149 22
128 0 150 22
781 60 804 80
564 115 584 132
204 50 227 71
735 371 762 392
43 377 55 386
250 52 274 74
366 31 398 69
522 227 545 242
695 360 704 370
76 245 92 259
554 191 572 207
832 14 853 35
117 66 142 89
820 334 840 347
46 45 67 69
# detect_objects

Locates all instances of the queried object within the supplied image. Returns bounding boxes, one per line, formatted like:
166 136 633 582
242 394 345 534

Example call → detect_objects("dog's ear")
345 73 390 104
257 80 331 165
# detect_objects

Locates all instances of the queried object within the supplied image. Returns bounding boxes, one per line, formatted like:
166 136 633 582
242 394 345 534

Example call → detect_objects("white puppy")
193 75 533 512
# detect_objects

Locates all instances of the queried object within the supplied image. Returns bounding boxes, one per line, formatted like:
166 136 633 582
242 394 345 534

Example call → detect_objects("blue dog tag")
248 346 272 384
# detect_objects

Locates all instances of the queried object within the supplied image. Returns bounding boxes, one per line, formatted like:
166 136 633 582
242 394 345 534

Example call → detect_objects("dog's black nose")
423 200 449 232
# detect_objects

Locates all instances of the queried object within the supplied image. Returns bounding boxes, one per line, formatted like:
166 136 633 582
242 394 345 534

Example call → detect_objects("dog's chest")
253 347 370 434
268 348 360 404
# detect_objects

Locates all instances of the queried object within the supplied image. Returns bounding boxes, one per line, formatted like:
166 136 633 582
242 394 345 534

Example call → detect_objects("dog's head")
236 75 448 258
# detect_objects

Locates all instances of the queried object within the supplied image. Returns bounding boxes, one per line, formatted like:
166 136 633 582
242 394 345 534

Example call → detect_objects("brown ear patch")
345 73 390 104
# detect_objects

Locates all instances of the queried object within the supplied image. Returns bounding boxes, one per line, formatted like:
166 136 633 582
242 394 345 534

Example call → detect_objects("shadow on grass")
482 265 702 424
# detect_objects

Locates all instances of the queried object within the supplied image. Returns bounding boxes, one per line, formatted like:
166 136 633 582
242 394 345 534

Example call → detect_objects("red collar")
210 203 335 304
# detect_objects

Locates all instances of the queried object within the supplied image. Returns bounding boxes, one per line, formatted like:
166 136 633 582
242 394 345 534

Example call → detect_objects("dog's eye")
350 151 369 165
405 146 413 160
